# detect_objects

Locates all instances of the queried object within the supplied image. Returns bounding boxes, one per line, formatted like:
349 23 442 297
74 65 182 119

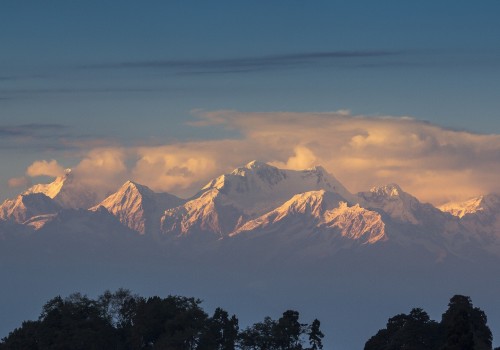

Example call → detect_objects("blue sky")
1 1 500 201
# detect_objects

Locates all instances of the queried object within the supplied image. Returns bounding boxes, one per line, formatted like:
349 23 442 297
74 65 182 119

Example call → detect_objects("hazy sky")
1 1 500 204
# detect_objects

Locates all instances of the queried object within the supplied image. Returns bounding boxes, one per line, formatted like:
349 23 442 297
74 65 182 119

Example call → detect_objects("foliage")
307 319 324 350
238 310 323 350
364 308 441 350
364 295 493 350
441 295 492 350
198 307 239 350
0 290 323 350
1 293 116 350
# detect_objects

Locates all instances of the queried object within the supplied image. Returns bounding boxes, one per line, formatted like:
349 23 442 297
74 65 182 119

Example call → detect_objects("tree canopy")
2 291 497 349
365 295 494 350
0 289 324 350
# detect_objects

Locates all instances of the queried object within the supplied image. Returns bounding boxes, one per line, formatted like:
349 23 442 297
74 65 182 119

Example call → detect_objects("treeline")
0 289 324 350
365 295 497 350
2 291 498 350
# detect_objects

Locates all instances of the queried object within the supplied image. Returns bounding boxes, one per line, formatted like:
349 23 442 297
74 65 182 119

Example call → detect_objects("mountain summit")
440 194 500 251
23 169 100 209
439 194 500 219
161 161 358 239
94 181 184 235
0 193 61 224
201 161 357 214
358 184 441 225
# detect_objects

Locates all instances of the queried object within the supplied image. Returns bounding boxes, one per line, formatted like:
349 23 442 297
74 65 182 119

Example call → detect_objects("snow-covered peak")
439 194 500 218
96 180 184 234
160 162 357 239
122 179 141 188
358 183 412 204
199 161 356 216
0 193 61 224
438 194 500 251
203 161 286 191
23 170 99 209
114 180 156 199
369 183 403 197
25 174 66 200
308 165 327 174
231 189 386 247
358 184 423 224
267 190 345 219
241 160 269 170
97 181 148 211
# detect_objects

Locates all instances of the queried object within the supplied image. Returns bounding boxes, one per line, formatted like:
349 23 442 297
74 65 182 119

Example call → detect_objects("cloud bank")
17 110 500 205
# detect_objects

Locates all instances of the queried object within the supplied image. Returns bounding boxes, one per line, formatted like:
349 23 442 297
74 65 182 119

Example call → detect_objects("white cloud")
26 159 65 178
130 140 267 196
270 146 317 170
18 111 500 205
186 110 500 204
72 148 129 194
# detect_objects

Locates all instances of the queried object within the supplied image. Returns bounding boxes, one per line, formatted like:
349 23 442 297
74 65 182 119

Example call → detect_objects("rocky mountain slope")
93 181 184 235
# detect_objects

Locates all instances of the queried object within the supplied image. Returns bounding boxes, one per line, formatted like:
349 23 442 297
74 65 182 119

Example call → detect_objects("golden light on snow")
14 110 500 205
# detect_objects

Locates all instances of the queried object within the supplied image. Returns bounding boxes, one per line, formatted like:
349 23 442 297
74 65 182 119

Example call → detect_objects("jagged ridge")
94 181 184 235
1 161 500 259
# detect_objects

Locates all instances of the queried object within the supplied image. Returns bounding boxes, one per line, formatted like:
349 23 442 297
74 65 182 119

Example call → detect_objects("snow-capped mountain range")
1 161 499 259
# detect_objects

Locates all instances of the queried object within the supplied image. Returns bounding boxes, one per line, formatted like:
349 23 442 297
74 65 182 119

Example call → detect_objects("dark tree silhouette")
32 293 115 350
128 295 208 349
365 295 494 350
238 310 323 350
364 308 441 350
98 288 139 328
238 316 277 350
441 295 492 350
274 310 304 350
198 307 239 350
0 321 40 350
0 289 324 350
307 319 324 350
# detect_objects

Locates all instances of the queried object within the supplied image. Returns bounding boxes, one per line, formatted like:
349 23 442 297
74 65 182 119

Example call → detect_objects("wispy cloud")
80 50 405 75
0 123 71 152
0 123 67 137
0 87 174 95
78 49 500 76
0 123 117 152
0 86 230 101
2 49 498 102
